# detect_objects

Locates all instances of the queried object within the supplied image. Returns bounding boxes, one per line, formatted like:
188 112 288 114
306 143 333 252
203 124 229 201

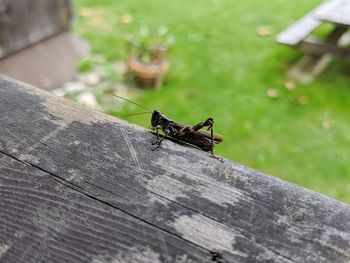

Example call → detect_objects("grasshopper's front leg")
151 126 166 151
152 136 166 151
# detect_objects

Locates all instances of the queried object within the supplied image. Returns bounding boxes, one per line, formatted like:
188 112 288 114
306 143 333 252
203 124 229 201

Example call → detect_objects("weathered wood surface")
0 0 73 58
0 75 350 263
276 15 321 46
314 0 350 26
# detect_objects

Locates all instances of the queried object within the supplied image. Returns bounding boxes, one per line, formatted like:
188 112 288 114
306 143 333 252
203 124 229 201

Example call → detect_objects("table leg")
288 25 349 83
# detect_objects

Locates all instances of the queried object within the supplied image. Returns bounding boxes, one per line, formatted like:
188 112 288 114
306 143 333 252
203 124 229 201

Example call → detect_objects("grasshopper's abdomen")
176 132 213 152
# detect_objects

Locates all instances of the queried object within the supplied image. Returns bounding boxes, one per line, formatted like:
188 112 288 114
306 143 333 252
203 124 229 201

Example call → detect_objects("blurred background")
1 0 349 203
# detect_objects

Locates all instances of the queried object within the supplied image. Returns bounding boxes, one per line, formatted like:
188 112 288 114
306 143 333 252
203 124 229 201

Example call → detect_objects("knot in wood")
292 212 305 222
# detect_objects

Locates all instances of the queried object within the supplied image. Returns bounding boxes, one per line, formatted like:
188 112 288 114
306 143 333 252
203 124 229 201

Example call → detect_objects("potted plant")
126 26 175 89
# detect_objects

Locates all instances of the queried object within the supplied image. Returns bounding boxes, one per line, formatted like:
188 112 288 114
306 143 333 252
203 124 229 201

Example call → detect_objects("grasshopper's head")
151 110 161 127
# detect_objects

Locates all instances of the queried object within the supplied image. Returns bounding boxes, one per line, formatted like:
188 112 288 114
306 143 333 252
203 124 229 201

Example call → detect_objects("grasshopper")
114 95 223 161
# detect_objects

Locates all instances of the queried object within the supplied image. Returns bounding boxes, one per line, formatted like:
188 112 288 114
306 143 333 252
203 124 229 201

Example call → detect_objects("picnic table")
277 0 350 83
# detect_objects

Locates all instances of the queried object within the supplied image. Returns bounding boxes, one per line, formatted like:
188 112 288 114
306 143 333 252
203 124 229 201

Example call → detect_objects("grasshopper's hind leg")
177 117 214 136
207 122 224 162
180 118 223 162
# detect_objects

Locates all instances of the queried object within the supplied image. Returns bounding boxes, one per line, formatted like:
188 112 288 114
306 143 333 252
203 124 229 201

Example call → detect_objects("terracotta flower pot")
128 55 170 89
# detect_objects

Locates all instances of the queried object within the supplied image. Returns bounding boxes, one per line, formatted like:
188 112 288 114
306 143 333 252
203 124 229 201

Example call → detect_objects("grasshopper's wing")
173 122 223 143
192 130 223 143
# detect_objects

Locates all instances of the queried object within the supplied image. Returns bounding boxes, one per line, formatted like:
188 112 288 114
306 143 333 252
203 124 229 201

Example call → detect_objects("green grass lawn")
74 0 350 203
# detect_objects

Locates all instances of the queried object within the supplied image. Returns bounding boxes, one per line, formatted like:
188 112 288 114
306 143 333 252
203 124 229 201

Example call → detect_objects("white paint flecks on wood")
171 214 237 253
92 247 162 263
0 244 10 257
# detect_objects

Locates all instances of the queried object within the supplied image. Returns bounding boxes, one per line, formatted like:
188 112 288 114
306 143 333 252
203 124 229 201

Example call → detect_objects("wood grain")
0 75 350 262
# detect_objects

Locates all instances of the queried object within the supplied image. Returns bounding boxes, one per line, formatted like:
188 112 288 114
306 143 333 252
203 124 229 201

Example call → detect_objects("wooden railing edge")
0 74 349 263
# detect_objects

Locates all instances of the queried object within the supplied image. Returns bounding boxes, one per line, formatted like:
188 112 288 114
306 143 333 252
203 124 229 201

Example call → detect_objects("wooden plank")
276 15 321 46
0 0 73 58
314 0 350 26
0 75 350 262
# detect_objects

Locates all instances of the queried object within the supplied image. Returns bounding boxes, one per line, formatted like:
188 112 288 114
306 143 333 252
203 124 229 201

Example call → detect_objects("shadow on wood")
0 75 349 262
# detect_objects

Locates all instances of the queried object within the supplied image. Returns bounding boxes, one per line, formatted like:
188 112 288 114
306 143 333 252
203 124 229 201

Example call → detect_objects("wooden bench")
277 0 350 83
0 75 350 262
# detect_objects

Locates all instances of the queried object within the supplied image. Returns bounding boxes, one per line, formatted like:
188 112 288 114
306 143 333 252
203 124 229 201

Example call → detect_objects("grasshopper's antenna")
113 94 152 112
122 112 152 117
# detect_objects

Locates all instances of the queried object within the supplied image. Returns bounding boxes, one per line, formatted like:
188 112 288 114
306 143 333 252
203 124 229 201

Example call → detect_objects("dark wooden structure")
0 0 76 89
277 0 350 83
0 75 350 262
